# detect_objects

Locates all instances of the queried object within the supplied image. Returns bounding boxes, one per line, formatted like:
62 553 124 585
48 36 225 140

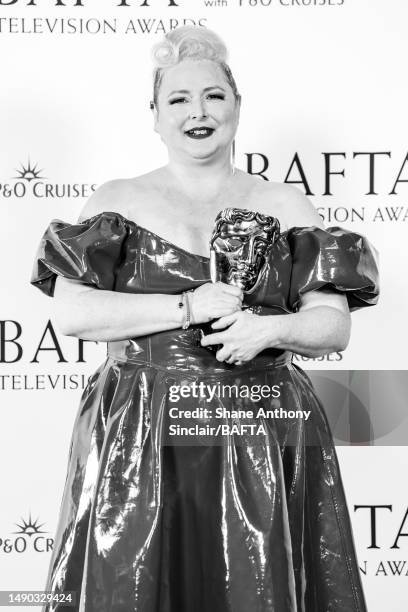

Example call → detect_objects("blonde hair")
151 26 240 107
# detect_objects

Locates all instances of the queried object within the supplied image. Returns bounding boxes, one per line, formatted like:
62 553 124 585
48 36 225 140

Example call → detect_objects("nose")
239 238 255 265
189 97 208 120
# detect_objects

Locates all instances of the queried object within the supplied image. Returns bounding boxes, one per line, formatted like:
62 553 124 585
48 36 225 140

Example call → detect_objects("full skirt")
43 356 367 612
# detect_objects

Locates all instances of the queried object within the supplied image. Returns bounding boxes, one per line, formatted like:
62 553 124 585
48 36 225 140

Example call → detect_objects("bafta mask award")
200 208 280 352
209 208 280 295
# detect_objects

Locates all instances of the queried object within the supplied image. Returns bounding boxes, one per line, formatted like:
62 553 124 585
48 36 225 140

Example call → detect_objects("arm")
53 276 243 342
273 291 351 357
201 291 351 362
53 277 185 341
270 185 350 355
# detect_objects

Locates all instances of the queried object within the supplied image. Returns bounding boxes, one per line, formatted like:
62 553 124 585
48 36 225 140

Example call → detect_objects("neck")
166 154 235 200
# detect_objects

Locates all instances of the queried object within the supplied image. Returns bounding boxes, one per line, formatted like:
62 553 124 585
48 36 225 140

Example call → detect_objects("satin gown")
31 210 379 612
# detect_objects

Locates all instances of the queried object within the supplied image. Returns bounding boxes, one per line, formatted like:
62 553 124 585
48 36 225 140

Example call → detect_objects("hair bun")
152 41 179 68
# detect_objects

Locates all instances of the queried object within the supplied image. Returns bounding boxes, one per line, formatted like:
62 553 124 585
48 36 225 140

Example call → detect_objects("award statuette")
209 208 280 294
201 208 280 352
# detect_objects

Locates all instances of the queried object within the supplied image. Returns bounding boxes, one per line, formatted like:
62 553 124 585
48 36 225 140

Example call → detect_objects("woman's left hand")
200 310 275 364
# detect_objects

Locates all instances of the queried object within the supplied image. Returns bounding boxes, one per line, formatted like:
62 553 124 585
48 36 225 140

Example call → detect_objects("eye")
225 238 243 251
206 93 225 101
169 97 188 105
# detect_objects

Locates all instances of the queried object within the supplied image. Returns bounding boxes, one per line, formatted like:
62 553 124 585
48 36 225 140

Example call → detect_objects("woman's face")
154 59 240 163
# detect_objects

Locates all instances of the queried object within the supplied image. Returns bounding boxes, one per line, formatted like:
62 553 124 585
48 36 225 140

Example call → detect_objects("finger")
214 306 240 318
211 313 239 329
216 282 243 298
216 347 231 362
201 332 224 347
226 355 241 365
214 298 242 314
217 296 242 309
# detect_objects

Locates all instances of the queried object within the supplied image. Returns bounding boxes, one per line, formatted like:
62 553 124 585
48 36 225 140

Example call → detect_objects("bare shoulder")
246 176 324 230
78 178 133 222
78 173 159 222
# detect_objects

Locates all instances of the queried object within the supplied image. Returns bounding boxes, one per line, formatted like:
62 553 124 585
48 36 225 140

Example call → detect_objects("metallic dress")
31 210 379 612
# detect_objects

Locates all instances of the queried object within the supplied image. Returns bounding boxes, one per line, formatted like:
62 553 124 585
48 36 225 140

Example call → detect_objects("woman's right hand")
189 282 243 324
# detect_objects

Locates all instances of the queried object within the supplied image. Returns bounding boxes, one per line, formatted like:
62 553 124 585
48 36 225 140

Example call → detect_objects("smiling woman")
153 57 239 161
31 25 379 612
150 28 240 164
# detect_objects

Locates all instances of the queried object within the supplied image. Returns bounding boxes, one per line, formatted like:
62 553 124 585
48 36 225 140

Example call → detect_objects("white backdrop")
1 0 407 610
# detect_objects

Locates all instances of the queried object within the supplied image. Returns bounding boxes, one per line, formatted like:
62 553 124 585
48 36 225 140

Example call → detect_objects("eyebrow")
167 86 226 97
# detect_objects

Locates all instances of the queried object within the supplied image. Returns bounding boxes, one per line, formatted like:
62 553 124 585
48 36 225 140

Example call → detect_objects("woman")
31 26 378 612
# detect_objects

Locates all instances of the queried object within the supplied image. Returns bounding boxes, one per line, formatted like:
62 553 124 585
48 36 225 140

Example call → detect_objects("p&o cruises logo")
0 512 54 554
0 159 96 199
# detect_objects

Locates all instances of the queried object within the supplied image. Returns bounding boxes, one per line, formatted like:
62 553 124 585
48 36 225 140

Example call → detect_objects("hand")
200 310 276 364
190 282 243 324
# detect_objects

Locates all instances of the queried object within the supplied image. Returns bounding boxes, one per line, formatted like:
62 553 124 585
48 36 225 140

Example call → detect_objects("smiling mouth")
185 127 215 139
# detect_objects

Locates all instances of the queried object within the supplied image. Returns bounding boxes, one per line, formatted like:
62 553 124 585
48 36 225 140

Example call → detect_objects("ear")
236 94 242 113
234 94 241 126
150 101 159 133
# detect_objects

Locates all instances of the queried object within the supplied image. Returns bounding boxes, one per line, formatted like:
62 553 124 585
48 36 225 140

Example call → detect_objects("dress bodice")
31 210 379 309
31 210 379 372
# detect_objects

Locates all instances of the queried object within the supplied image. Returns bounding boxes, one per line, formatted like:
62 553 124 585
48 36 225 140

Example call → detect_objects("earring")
149 101 155 110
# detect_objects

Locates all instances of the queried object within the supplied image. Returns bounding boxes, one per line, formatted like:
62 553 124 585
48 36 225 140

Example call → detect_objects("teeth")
187 128 212 135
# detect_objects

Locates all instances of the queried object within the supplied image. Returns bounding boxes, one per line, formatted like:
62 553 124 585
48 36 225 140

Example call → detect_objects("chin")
189 151 218 161
186 143 226 162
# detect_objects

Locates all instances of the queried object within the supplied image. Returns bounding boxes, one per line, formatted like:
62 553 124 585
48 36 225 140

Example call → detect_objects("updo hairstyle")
151 26 240 108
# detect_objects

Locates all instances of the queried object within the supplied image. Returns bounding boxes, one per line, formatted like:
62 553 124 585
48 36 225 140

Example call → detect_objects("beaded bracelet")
177 290 193 330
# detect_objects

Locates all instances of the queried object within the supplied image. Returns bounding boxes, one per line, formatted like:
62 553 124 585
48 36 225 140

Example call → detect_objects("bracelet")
178 290 193 330
182 290 191 330
177 294 185 327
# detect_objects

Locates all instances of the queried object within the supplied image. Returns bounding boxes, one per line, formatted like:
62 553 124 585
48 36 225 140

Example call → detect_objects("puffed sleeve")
287 226 379 312
30 212 129 296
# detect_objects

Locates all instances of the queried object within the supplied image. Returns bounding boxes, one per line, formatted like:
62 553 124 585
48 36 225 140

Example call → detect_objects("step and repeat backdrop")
1 0 407 610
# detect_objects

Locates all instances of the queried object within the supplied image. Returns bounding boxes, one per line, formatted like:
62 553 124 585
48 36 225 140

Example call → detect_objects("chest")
132 206 222 258
126 188 284 258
